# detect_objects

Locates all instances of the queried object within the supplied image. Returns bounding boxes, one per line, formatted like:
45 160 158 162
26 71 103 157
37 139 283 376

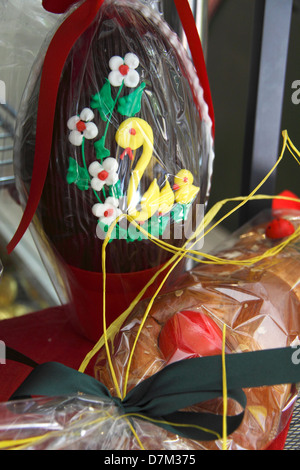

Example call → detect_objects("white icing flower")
67 108 98 146
108 53 140 88
88 157 119 191
92 197 122 226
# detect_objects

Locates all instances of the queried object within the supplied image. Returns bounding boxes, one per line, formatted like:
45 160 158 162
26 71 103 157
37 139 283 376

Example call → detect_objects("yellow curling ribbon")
222 324 228 450
78 129 300 450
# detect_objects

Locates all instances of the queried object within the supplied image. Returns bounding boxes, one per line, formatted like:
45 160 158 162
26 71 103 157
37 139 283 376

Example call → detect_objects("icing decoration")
91 80 116 124
157 181 175 216
93 136 110 160
108 53 140 88
265 217 295 240
67 108 98 146
62 54 199 235
134 179 160 223
92 197 122 226
172 169 200 204
115 117 154 217
171 203 191 223
66 157 90 191
119 147 134 161
89 158 119 192
117 82 146 117
63 53 200 235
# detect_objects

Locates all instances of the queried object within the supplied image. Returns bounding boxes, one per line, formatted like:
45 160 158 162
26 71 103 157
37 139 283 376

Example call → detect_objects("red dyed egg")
265 218 295 240
158 310 224 364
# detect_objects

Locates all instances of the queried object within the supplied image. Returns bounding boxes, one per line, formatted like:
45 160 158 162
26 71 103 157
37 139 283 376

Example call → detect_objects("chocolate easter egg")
12 0 214 340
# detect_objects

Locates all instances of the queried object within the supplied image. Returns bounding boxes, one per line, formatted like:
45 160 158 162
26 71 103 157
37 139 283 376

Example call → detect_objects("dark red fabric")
0 305 95 403
0 306 292 449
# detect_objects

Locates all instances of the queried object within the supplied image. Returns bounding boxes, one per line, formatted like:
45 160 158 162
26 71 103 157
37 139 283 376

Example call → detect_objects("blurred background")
206 0 300 230
0 0 299 317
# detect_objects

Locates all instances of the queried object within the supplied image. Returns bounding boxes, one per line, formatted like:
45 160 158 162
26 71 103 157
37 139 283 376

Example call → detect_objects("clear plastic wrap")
93 209 300 450
10 0 215 342
0 392 246 451
0 0 58 112
0 1 59 194
0 395 178 450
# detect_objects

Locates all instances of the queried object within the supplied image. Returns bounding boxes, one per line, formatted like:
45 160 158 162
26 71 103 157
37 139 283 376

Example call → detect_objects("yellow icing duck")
157 180 175 216
136 178 160 222
116 117 155 221
116 117 173 223
173 169 200 204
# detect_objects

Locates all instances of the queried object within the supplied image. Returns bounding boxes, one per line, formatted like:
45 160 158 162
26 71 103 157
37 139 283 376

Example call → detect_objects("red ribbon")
42 0 79 14
7 0 214 254
173 0 215 136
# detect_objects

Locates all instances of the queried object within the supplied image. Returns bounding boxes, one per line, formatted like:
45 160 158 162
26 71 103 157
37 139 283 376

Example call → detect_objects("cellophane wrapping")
0 395 177 450
93 209 300 450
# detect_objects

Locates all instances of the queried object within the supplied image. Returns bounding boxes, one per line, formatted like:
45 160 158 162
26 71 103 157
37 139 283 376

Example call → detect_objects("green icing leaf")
96 214 170 244
117 225 128 240
146 216 160 238
66 157 77 184
117 82 146 117
66 157 90 191
171 203 191 223
90 80 114 122
158 215 170 236
94 136 110 160
145 216 170 239
98 220 127 243
109 180 123 198
128 222 148 242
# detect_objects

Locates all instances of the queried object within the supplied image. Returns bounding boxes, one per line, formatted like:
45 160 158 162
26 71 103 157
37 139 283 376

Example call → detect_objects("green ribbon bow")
9 346 300 442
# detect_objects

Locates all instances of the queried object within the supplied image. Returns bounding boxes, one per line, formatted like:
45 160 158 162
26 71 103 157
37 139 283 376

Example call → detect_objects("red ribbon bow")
7 0 214 254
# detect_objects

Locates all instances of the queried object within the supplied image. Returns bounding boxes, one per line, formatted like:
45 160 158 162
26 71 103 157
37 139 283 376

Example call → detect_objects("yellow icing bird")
136 178 160 222
157 180 175 216
173 169 200 204
115 117 154 221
